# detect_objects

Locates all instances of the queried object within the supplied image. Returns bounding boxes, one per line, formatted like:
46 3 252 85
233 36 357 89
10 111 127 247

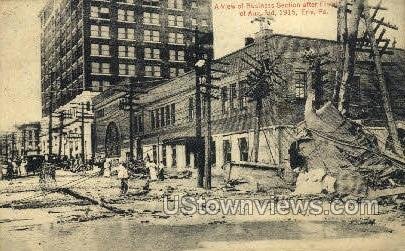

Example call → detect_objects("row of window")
223 138 249 163
150 103 176 129
91 7 208 27
220 82 248 114
91 26 187 44
91 62 183 77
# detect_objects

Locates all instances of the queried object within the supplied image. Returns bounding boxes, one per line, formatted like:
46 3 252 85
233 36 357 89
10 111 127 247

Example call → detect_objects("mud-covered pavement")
1 169 404 251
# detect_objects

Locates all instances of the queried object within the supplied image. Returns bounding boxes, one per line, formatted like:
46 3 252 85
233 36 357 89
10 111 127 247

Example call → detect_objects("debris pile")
291 101 405 198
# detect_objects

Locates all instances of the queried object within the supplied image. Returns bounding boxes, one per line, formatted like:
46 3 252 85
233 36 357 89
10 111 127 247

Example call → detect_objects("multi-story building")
0 132 10 163
0 132 18 162
38 0 213 160
15 122 41 157
94 30 405 169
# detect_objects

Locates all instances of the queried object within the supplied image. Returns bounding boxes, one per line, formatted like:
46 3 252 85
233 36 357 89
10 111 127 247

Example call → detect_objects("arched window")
105 122 120 157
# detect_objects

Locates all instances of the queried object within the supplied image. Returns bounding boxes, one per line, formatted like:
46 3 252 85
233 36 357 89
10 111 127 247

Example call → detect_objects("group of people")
2 158 27 180
94 154 165 196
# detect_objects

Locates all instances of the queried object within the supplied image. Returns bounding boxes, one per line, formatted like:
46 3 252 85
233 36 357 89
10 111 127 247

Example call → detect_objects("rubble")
291 101 405 198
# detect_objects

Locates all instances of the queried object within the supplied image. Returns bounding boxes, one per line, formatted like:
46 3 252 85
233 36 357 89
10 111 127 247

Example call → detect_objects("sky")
0 0 404 131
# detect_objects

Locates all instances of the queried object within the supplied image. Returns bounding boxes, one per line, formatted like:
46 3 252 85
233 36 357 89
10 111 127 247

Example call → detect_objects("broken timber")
55 187 128 214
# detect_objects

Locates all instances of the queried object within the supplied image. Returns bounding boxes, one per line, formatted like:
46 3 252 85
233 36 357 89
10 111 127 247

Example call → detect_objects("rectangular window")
168 0 183 9
169 50 184 61
165 105 171 125
230 83 237 109
168 15 184 27
188 97 194 121
169 67 184 78
91 44 110 56
118 0 135 4
221 86 229 113
118 45 135 58
91 62 110 74
144 48 160 59
238 138 249 162
118 9 135 22
143 0 160 7
144 30 160 42
118 27 135 40
151 111 155 129
145 65 161 77
170 103 176 124
91 25 110 38
119 64 136 76
92 80 110 92
143 12 159 25
168 32 184 44
90 6 110 19
223 140 232 163
160 107 165 127
295 72 307 99
191 1 197 8
155 109 160 128
238 81 247 110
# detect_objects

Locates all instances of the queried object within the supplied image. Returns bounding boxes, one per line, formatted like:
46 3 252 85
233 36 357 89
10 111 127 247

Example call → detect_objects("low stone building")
93 31 405 170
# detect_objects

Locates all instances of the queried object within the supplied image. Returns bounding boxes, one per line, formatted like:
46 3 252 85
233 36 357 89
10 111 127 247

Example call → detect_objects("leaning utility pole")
333 0 403 156
337 0 365 115
363 4 403 155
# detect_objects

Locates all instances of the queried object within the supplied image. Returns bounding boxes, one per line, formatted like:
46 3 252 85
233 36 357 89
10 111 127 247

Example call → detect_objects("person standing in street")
19 158 27 177
12 160 19 178
117 161 129 196
157 160 165 181
145 155 158 181
103 159 111 177
6 159 13 181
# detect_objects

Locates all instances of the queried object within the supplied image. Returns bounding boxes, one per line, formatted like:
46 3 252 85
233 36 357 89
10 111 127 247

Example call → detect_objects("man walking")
117 161 129 196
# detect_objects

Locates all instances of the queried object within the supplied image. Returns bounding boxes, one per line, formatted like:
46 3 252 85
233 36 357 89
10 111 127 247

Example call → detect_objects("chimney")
245 37 255 46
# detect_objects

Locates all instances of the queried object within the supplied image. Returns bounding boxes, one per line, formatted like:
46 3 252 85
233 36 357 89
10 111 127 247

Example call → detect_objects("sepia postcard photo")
0 0 404 250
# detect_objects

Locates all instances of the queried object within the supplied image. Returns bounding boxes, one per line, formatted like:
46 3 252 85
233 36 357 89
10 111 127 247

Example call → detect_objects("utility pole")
11 133 15 160
117 78 154 161
203 57 213 189
194 29 204 188
81 103 85 163
58 111 65 158
129 84 135 161
5 134 8 160
22 129 26 157
48 73 54 157
363 5 403 156
332 1 403 156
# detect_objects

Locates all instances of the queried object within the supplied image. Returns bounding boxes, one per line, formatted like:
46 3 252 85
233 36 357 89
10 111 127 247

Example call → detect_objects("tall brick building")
94 31 405 168
38 0 213 160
